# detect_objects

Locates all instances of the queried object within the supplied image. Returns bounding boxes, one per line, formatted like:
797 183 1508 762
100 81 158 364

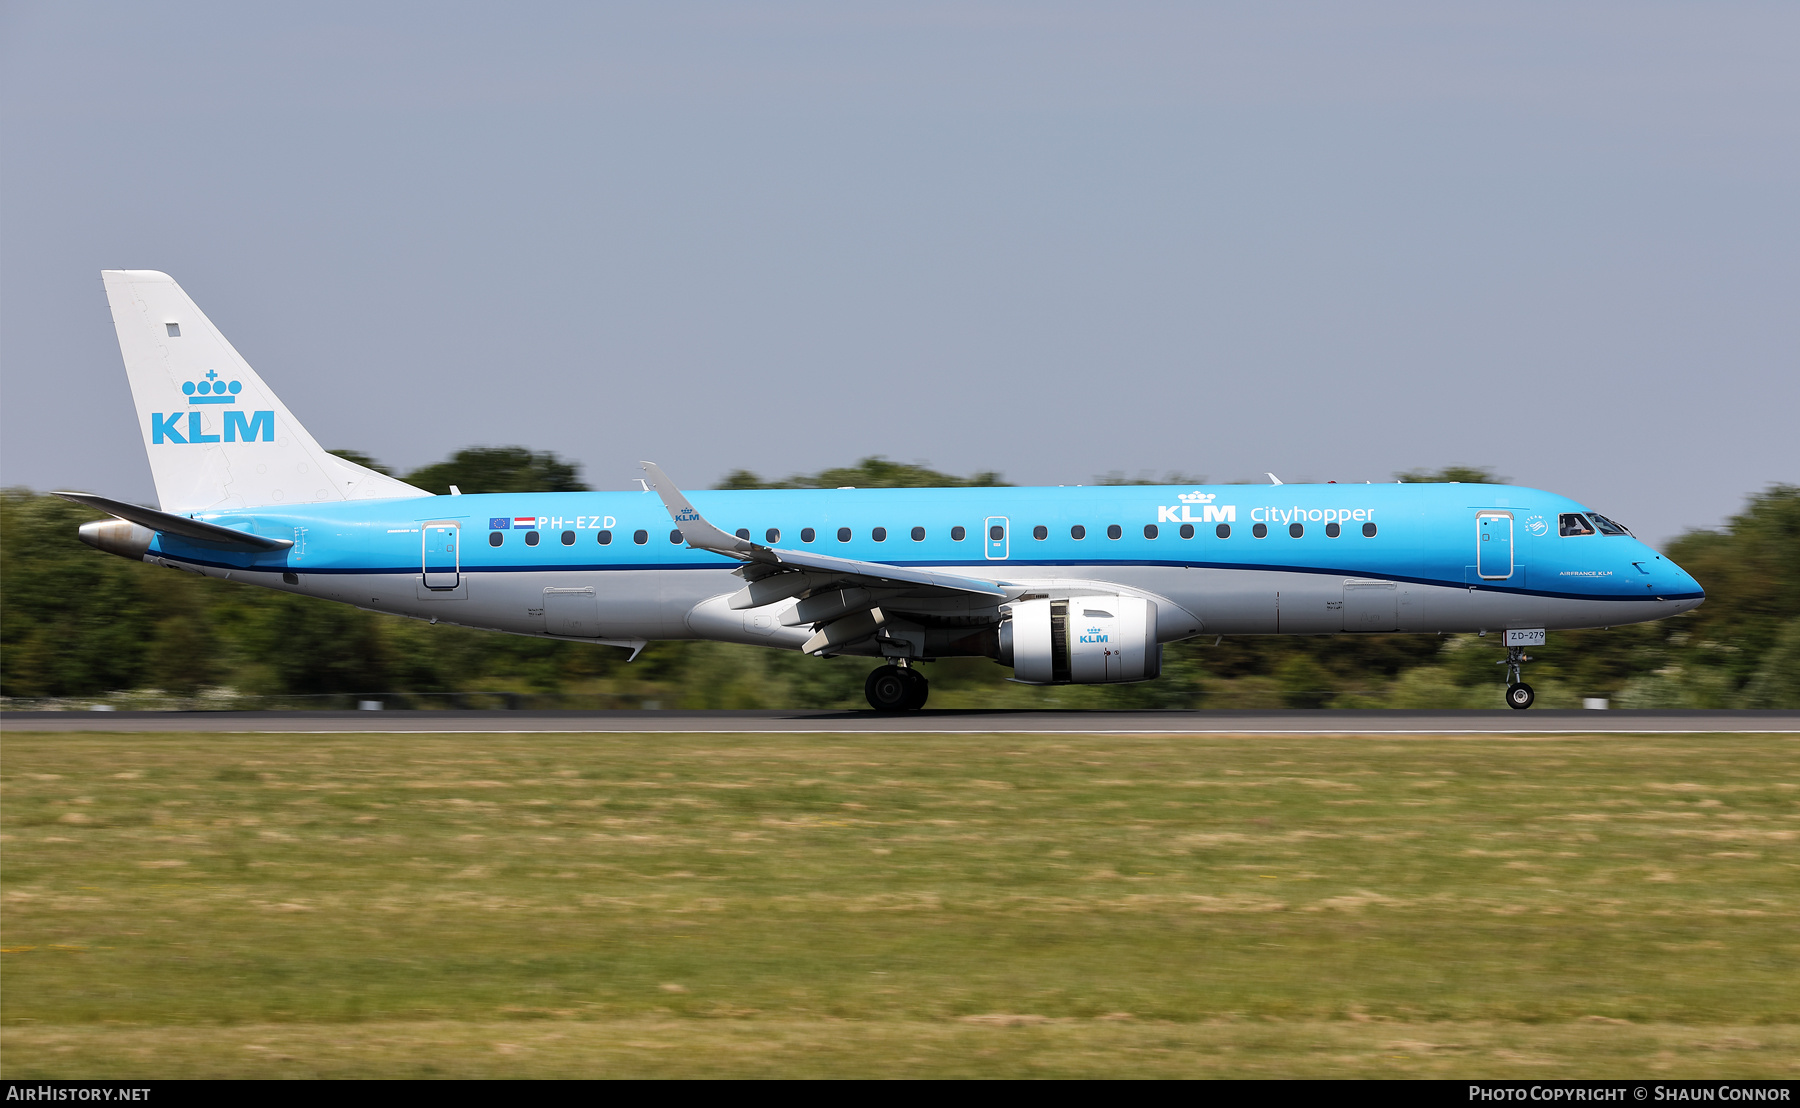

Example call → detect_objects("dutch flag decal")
512 516 537 529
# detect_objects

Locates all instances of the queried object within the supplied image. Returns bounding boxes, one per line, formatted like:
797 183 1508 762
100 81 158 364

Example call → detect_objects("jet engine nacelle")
1000 596 1160 684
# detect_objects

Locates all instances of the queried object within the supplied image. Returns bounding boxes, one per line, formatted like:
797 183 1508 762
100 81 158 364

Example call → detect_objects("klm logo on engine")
1079 626 1109 644
150 372 273 444
1157 490 1236 524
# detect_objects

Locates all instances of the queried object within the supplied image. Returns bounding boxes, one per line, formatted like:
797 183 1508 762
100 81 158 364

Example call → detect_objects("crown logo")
1176 490 1216 504
183 369 241 405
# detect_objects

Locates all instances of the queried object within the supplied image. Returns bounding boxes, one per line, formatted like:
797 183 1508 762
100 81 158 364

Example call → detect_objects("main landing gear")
865 664 929 711
1500 646 1534 710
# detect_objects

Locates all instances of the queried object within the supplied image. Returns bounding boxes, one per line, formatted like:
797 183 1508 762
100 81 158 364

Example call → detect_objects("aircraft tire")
901 669 930 711
865 666 912 711
1506 682 1535 710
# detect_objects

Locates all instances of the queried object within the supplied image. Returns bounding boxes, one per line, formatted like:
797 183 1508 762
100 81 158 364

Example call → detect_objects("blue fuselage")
140 482 1701 653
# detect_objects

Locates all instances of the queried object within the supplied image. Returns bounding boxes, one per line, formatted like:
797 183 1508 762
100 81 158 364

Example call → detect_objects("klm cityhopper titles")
64 271 1705 710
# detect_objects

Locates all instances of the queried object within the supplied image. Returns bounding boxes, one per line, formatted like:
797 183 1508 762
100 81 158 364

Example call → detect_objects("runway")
3 708 1795 734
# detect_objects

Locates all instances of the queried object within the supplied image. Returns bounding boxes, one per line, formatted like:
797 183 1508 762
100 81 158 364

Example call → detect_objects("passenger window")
525 531 541 547
1106 524 1122 540
489 531 504 547
1032 525 1047 540
910 526 925 541
837 527 852 542
1144 524 1158 539
1289 523 1304 538
1071 524 1086 540
1559 513 1595 537
1589 513 1631 536
633 529 648 545
735 528 750 540
766 528 781 543
1179 523 1194 539
669 529 684 544
872 527 887 542
597 529 612 545
801 527 816 543
951 525 966 541
561 530 575 545
1325 522 1340 538
989 524 1004 541
1252 523 1268 539
1362 522 1377 538
1216 523 1231 539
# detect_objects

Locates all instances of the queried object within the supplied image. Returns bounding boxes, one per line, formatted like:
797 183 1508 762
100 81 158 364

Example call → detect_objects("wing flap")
800 607 887 656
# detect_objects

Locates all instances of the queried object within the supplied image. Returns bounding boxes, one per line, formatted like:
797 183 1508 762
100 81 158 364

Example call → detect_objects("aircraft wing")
639 461 1006 598
733 543 1009 597
640 462 1008 654
54 491 295 552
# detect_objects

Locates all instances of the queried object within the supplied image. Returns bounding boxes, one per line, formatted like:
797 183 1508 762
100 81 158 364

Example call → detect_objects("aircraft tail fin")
101 270 428 513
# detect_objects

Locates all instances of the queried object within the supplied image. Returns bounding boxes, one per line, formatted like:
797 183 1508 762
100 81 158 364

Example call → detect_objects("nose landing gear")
865 663 929 711
1499 646 1534 710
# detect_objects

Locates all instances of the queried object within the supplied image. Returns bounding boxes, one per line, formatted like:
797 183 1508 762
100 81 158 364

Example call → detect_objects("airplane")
61 270 1706 711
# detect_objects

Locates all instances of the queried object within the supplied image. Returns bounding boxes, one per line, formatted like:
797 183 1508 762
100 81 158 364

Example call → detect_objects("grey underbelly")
216 562 1686 645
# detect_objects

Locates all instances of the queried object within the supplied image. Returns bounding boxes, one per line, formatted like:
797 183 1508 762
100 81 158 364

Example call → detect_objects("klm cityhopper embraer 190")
64 271 1705 710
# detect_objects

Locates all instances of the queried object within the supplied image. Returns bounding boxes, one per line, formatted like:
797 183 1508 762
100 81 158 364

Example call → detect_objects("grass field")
2 729 1795 1078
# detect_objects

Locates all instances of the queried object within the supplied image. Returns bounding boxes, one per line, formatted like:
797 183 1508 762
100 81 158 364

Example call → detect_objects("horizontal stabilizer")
54 491 294 551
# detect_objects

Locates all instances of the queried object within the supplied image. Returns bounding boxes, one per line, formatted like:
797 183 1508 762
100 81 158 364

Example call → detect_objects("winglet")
1266 472 1284 486
639 462 754 557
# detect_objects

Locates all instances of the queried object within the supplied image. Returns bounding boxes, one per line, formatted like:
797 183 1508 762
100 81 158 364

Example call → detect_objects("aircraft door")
422 522 460 589
1476 512 1513 580
985 516 1009 560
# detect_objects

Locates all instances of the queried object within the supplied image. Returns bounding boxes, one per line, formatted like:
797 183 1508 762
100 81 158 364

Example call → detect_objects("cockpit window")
1588 513 1631 536
1558 513 1595 537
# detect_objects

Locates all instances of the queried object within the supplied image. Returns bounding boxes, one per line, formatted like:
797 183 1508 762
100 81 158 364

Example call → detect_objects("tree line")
2 448 1795 709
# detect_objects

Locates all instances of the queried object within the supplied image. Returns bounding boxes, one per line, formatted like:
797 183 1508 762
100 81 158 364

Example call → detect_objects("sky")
3 2 1795 546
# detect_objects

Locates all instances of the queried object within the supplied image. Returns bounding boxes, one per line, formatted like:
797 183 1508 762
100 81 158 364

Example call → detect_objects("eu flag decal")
488 517 510 529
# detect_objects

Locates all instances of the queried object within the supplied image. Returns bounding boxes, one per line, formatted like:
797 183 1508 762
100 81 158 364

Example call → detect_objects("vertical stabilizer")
101 270 427 513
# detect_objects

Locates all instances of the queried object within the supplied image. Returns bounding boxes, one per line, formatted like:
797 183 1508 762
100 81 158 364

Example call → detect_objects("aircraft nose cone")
1657 554 1704 608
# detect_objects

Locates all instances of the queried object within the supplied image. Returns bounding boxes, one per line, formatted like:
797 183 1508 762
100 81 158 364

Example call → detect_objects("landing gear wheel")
865 666 912 711
1506 682 1535 710
902 668 930 711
